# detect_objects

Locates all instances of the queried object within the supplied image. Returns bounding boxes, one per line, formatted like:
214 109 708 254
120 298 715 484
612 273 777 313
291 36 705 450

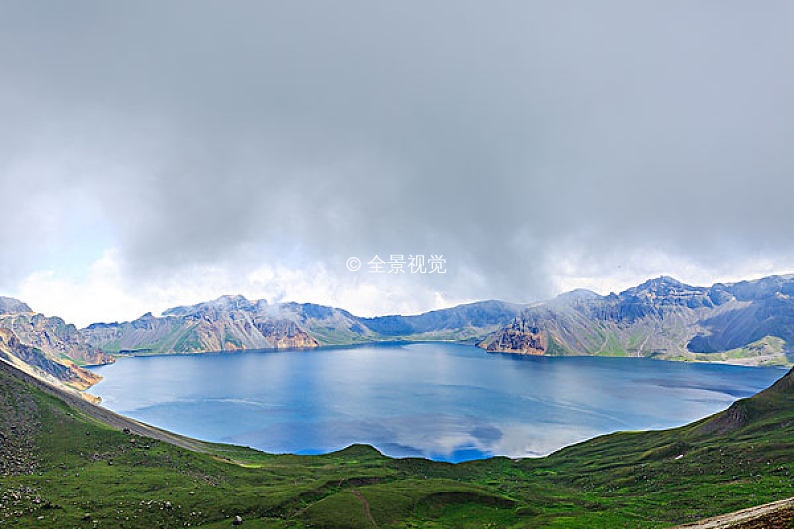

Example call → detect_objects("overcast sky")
1 1 794 326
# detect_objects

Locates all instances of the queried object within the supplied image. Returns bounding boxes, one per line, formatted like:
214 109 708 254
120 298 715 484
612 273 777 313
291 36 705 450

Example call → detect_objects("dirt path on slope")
351 489 378 528
672 497 794 528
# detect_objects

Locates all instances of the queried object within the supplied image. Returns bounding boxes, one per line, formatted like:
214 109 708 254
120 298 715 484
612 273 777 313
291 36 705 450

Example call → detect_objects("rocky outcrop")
480 275 794 366
0 296 32 314
0 312 114 366
0 328 101 390
484 320 545 354
254 320 319 349
0 298 113 390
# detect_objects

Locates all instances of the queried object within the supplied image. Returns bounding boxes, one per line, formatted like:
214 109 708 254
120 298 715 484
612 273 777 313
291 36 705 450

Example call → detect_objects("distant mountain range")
0 296 113 391
1 273 794 392
0 294 523 391
80 296 524 354
479 275 794 366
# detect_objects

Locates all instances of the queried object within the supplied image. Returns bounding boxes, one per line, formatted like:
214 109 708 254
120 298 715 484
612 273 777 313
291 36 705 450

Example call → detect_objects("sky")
1 1 794 327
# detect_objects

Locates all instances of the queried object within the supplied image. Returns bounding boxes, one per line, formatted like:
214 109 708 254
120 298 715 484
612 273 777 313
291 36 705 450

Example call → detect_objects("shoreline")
91 338 791 372
82 344 787 463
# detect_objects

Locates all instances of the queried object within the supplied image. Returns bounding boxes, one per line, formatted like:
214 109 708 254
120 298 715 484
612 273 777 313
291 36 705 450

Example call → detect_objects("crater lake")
87 342 785 462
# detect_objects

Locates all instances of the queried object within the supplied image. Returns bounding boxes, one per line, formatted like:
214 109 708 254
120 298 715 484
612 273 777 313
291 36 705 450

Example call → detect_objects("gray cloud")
1 0 794 313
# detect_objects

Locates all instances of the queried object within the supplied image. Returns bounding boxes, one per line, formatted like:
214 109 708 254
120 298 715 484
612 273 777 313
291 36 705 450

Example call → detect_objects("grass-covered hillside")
1 359 794 528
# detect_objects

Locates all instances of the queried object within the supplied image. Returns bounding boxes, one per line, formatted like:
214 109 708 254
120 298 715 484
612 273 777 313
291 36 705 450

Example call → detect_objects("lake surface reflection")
88 342 784 462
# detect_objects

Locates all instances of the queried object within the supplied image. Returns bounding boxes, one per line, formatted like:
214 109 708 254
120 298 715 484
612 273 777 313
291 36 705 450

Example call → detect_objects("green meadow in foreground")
1 360 793 528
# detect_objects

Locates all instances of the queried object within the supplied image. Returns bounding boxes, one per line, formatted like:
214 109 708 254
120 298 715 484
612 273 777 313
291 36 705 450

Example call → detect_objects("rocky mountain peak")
622 276 689 296
617 276 721 310
212 294 252 306
162 294 260 317
0 326 19 346
550 289 601 306
480 272 794 363
0 297 32 314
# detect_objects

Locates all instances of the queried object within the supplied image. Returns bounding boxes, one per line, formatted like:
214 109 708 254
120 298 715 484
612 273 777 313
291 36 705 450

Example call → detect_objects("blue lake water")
87 342 786 462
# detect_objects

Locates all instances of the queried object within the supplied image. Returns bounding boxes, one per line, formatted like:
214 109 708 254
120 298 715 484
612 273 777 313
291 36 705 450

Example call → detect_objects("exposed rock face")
0 298 112 390
82 297 325 355
480 275 794 366
0 296 32 314
484 320 545 354
0 328 101 390
253 320 319 349
0 312 114 366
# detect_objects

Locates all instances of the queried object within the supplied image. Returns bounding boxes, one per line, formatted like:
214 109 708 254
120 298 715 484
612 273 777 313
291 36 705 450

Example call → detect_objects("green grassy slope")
1 360 793 528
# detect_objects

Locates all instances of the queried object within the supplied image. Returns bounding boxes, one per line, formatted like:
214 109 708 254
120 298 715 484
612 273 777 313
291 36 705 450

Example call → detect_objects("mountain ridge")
479 274 794 366
80 296 524 355
4 272 794 391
